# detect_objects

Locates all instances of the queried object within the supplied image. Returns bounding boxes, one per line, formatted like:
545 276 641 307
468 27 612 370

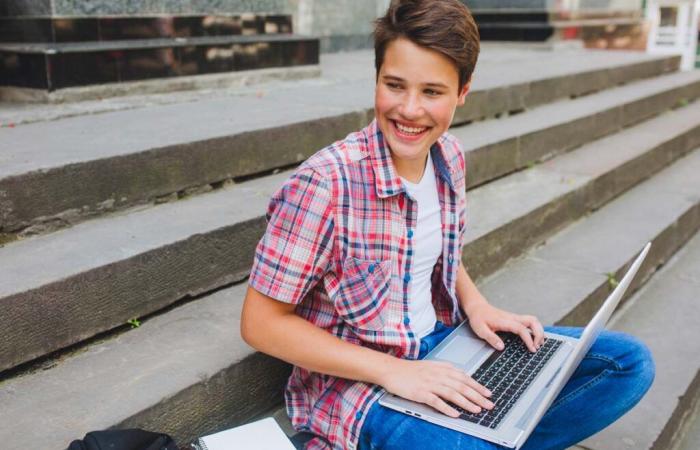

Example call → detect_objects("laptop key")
450 333 564 429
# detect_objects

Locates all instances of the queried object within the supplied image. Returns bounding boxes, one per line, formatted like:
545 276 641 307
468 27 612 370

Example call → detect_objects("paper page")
199 417 296 450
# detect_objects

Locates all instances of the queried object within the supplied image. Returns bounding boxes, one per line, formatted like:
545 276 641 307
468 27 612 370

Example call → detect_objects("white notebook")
192 417 296 450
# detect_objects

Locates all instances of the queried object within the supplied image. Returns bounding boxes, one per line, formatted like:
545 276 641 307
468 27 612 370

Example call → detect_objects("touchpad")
435 335 486 366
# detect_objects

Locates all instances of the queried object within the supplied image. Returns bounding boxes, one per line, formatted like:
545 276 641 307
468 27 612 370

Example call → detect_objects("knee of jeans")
615 331 656 389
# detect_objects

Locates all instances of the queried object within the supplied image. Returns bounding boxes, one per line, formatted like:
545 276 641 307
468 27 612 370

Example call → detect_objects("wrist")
372 353 402 388
461 295 489 318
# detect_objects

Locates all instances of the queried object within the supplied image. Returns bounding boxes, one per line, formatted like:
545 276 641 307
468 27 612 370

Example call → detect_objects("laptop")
379 242 651 448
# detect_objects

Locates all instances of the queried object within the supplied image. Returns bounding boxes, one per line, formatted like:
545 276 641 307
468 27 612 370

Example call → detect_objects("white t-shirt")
400 155 441 338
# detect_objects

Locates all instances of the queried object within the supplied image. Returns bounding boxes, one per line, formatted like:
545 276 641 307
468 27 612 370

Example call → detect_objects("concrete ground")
676 401 700 450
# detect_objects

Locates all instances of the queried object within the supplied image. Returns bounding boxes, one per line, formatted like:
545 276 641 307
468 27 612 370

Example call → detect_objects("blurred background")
0 1 698 450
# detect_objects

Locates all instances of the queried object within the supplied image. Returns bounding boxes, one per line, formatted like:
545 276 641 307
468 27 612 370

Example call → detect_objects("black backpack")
67 428 180 450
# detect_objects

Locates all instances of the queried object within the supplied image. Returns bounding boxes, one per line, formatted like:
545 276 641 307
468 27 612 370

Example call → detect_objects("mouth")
391 120 430 141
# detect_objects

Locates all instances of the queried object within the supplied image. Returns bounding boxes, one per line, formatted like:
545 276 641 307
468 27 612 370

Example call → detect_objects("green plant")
127 318 141 329
606 272 619 289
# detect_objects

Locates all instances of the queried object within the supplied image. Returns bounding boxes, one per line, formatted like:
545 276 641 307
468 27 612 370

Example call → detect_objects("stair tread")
455 70 700 152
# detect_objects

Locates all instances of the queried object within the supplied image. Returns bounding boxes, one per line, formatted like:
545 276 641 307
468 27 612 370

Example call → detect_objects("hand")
380 358 494 418
465 301 545 353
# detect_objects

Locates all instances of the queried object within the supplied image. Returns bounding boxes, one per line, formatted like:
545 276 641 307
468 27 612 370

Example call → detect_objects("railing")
646 0 700 70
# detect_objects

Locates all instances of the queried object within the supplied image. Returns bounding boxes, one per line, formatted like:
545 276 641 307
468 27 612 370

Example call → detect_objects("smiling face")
375 37 470 180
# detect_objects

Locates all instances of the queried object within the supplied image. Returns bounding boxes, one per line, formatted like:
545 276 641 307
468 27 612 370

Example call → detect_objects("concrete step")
672 387 700 450
462 98 700 280
2 146 698 450
577 229 700 450
0 282 286 450
457 69 700 188
0 50 679 236
2 98 700 373
477 149 700 327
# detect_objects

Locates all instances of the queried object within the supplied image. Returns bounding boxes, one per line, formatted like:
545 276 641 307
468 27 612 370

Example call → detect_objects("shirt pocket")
334 257 392 332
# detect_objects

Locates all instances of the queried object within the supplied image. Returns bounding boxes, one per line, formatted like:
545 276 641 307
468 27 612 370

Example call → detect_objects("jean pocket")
335 257 392 332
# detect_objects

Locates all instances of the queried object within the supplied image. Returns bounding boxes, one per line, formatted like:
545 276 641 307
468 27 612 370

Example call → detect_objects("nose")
398 91 424 120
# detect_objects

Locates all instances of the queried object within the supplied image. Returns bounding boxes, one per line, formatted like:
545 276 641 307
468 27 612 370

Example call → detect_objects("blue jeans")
358 322 655 450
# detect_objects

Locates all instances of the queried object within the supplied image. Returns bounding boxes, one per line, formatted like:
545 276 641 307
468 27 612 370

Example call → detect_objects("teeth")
396 122 426 135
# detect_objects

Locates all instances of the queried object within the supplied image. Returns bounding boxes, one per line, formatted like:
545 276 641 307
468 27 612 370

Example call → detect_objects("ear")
457 79 471 106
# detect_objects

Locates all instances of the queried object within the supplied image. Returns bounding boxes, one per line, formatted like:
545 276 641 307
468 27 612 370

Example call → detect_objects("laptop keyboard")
452 333 563 429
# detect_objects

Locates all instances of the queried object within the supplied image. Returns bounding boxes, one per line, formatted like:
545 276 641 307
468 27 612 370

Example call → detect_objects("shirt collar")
365 119 458 198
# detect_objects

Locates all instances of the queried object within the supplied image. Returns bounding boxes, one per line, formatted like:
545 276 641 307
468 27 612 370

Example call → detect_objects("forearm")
241 287 398 387
455 262 489 316
241 286 496 417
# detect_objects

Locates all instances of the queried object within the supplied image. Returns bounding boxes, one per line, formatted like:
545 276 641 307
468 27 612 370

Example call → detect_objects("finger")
444 367 492 398
498 319 536 352
472 321 504 351
434 385 482 415
440 377 494 410
425 393 461 418
464 374 493 399
520 315 545 348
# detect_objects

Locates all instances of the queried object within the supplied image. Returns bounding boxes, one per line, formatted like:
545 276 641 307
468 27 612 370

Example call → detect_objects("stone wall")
289 0 390 52
1 0 289 17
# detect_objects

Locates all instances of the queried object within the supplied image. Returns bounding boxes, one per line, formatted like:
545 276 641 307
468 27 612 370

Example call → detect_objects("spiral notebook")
192 417 296 450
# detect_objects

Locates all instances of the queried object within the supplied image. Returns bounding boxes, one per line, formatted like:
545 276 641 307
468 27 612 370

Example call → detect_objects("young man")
241 1 654 449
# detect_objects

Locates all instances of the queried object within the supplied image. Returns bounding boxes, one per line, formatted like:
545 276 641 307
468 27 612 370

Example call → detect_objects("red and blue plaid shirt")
249 119 467 449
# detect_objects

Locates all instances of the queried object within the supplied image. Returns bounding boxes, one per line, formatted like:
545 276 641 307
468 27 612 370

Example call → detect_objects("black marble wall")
0 36 318 90
0 0 51 17
0 15 293 43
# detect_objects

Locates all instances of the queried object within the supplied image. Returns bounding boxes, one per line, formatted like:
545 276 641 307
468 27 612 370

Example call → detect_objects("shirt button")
404 274 411 283
355 411 363 420
448 253 454 264
407 229 414 238
368 264 375 273
404 317 410 326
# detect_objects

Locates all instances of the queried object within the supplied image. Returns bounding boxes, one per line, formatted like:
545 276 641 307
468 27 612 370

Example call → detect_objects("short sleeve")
249 167 335 304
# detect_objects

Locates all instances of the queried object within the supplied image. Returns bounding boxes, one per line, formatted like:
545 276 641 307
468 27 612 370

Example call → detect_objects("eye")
424 89 441 96
386 81 402 90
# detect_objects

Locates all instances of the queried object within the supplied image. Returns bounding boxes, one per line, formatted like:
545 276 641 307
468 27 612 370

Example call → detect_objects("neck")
393 151 430 184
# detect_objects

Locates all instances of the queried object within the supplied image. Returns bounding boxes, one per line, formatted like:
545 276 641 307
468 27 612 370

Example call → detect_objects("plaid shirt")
249 119 467 449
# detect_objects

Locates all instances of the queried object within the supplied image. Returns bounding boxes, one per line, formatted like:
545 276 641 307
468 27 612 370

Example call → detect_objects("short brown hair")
374 0 480 93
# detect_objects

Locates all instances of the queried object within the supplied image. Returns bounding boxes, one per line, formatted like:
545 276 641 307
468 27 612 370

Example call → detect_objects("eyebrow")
381 75 449 90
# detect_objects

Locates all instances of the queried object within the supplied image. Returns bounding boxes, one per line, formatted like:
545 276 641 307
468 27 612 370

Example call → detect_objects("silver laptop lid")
516 242 651 448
